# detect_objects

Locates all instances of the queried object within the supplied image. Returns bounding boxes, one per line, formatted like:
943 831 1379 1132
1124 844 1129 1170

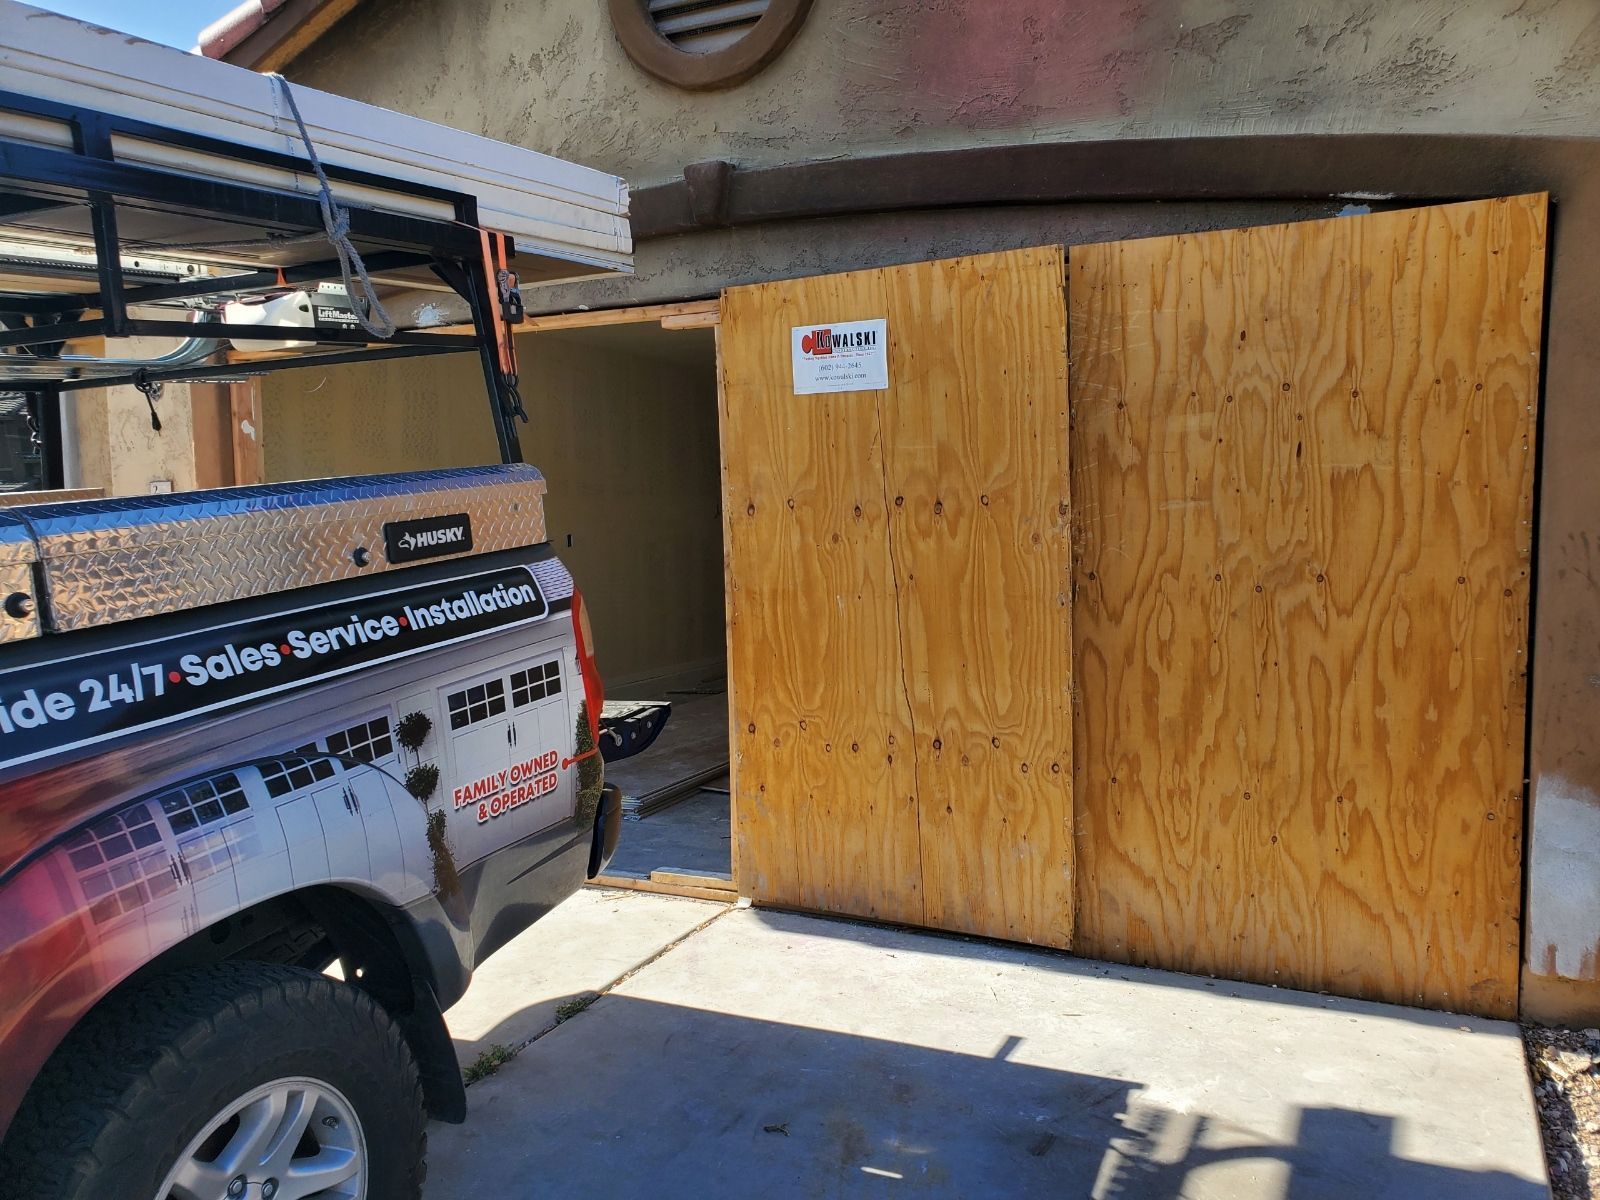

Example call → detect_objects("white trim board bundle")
0 2 632 280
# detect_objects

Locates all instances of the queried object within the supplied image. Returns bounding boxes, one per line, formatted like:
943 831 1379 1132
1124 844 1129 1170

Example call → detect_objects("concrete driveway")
426 889 1548 1199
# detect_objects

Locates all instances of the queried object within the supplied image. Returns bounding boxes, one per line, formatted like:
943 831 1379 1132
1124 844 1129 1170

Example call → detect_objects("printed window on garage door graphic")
258 752 339 798
441 670 514 811
255 715 400 781
322 712 399 770
446 676 509 731
509 657 564 711
442 656 564 736
508 657 568 768
60 799 181 926
158 770 261 886
60 769 260 928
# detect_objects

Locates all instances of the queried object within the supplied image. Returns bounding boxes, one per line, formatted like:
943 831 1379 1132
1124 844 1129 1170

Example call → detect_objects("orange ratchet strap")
478 229 526 421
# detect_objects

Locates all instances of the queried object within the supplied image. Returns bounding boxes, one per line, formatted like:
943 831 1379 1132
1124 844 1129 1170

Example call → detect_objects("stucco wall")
287 0 1600 188
263 328 724 691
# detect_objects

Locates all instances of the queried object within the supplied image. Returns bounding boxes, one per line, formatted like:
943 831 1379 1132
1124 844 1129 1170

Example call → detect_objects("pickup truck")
0 466 661 1198
0 8 653 1194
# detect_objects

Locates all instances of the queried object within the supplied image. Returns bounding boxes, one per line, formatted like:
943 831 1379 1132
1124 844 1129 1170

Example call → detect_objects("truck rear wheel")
0 961 426 1200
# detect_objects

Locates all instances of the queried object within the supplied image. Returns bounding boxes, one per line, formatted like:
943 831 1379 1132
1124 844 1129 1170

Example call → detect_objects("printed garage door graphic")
37 724 421 1004
440 655 573 864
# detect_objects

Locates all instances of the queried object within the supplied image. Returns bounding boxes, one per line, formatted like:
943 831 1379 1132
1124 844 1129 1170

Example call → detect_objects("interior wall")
260 350 499 481
261 325 724 693
525 327 724 694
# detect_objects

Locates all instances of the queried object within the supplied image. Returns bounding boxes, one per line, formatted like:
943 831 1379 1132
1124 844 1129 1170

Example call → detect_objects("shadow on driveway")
436 902 1551 1198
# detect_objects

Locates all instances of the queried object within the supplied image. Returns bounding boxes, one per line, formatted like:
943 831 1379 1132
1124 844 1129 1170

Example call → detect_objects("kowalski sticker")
383 513 474 564
791 318 888 395
0 567 548 773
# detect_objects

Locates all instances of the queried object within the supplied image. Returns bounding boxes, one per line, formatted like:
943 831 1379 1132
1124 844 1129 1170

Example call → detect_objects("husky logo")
398 525 465 552
383 513 475 564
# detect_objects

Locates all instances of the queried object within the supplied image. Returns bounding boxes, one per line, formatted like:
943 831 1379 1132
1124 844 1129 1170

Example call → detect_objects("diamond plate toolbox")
9 465 548 633
0 514 40 643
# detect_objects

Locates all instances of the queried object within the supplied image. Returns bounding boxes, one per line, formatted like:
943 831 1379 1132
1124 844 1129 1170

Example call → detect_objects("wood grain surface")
720 267 924 924
880 249 1074 946
720 249 1074 942
1068 196 1546 1016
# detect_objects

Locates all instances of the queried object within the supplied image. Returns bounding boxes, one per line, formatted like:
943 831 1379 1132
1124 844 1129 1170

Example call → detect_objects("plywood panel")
720 248 1074 942
719 269 924 923
1069 196 1545 1016
880 249 1075 946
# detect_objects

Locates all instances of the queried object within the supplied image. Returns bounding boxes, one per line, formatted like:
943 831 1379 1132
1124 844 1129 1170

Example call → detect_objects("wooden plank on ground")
590 873 738 903
879 248 1074 948
1068 195 1546 1016
650 869 737 893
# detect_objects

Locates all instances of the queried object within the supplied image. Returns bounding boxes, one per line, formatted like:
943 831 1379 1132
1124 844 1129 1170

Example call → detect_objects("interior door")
719 247 1075 946
1068 196 1545 1016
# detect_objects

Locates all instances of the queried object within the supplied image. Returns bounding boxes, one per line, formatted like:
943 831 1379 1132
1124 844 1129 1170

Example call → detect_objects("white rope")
268 74 396 339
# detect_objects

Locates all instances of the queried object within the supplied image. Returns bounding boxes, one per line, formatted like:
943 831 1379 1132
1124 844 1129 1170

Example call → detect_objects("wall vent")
612 0 813 90
648 0 772 55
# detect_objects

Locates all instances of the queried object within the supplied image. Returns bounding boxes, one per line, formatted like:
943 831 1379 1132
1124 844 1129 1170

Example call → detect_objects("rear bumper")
587 782 623 878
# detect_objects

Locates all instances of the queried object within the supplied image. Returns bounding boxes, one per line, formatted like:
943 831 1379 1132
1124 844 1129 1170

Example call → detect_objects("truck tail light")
571 588 603 741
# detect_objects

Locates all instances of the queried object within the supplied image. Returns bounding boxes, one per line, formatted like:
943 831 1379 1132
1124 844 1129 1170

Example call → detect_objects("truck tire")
0 960 426 1200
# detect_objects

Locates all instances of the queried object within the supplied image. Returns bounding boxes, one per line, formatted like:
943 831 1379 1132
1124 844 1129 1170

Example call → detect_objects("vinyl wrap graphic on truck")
0 566 549 773
0 469 620 1151
0 551 590 1101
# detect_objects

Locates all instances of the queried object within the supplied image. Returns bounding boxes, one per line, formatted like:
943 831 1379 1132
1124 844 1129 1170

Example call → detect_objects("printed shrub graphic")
575 701 602 825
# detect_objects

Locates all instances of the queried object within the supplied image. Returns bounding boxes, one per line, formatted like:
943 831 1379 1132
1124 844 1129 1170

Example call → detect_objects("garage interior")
260 316 735 890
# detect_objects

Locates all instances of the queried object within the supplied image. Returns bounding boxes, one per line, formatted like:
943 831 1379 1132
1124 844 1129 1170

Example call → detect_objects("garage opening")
525 321 732 892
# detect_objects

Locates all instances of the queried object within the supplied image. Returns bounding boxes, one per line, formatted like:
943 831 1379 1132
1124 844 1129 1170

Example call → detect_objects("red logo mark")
800 328 832 356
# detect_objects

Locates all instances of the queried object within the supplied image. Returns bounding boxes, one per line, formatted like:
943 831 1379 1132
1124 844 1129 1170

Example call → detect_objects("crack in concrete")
463 898 734 1083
